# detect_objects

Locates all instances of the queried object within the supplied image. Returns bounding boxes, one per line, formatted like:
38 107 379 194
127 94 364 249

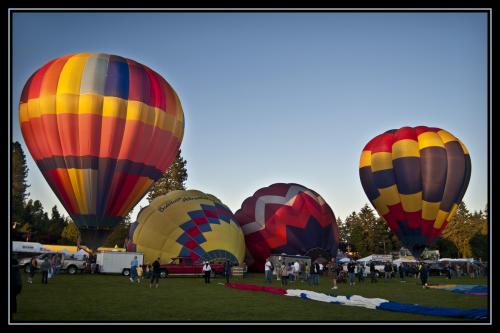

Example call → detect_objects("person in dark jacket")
11 258 22 314
369 262 377 283
311 262 320 286
420 263 429 288
41 258 50 284
224 260 232 284
150 258 161 288
398 263 405 282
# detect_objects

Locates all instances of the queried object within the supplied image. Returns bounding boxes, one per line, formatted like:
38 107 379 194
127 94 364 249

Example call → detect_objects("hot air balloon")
129 190 246 265
19 53 185 249
234 183 339 272
359 126 471 258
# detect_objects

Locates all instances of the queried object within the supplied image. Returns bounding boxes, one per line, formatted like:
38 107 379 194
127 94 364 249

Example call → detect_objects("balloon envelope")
19 53 185 248
129 190 246 265
359 126 471 258
235 183 339 272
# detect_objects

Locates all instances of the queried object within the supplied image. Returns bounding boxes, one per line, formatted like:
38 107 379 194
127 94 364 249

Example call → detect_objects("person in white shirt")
202 261 212 284
293 261 300 282
264 258 273 284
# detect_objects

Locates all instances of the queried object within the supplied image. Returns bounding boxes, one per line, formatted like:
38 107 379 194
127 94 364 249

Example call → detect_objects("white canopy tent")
73 249 90 260
393 258 417 266
438 258 474 263
356 254 393 263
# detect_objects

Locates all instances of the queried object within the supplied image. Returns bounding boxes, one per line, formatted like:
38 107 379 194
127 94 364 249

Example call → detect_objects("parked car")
159 256 225 278
18 252 86 275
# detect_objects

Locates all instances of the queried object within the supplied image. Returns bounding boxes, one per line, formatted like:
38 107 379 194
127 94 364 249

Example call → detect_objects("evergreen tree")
48 206 67 244
147 150 187 203
337 217 349 244
442 202 483 258
11 142 30 226
60 221 80 245
103 214 131 248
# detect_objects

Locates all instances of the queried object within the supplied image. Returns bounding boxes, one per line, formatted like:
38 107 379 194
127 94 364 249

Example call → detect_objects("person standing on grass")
280 262 288 286
330 258 338 290
11 257 22 314
150 258 161 288
130 255 139 283
28 256 37 284
369 262 377 283
399 264 405 282
420 263 429 288
264 257 273 284
202 261 212 284
311 261 320 286
224 260 232 284
347 261 356 286
136 264 143 283
41 258 50 284
357 263 365 283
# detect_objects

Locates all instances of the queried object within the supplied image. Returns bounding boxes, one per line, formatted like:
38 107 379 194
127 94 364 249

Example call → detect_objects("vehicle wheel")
160 270 167 278
68 265 77 275
24 264 30 274
122 269 130 276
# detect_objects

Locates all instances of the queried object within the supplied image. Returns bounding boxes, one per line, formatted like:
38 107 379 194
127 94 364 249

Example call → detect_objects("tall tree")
11 142 30 226
442 202 483 258
59 221 79 245
103 214 131 248
337 217 349 244
147 150 187 203
356 204 392 255
48 206 67 244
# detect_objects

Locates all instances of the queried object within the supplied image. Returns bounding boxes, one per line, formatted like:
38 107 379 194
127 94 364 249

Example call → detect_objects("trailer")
96 251 143 276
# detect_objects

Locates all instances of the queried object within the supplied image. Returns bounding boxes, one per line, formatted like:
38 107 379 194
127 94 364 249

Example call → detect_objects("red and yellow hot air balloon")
359 126 471 258
19 53 185 248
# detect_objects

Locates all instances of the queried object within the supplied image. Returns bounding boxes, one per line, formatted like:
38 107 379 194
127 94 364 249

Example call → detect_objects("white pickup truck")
19 252 87 275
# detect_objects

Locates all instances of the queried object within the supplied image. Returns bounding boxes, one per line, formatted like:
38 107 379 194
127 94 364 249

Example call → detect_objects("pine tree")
48 206 67 244
103 214 131 248
147 150 188 203
60 221 80 245
442 202 483 258
11 142 30 226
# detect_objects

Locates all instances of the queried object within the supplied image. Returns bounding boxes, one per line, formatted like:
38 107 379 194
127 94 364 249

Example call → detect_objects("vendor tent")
393 258 417 266
357 254 393 263
439 258 474 263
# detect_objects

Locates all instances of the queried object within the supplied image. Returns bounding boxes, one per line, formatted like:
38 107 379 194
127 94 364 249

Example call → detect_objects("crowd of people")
263 256 488 290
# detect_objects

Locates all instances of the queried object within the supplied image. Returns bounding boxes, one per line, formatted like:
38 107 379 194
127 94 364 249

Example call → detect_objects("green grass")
12 272 488 322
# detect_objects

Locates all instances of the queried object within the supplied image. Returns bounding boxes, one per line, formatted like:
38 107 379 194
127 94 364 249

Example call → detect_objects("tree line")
11 141 187 248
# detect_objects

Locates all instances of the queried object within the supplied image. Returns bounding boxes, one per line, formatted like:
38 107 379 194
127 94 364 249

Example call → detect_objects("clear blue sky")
11 11 489 223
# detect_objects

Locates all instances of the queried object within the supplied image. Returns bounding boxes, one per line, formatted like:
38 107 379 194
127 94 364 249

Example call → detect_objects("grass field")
11 271 489 323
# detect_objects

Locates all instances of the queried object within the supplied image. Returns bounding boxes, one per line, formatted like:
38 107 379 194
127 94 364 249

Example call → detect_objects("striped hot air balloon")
19 53 185 248
359 126 471 258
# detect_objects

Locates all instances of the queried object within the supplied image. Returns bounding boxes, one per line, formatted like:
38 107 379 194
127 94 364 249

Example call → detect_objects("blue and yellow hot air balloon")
359 126 471 258
19 53 185 248
129 190 246 265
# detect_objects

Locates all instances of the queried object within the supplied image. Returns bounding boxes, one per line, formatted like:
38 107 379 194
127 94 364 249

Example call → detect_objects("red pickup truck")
159 257 225 278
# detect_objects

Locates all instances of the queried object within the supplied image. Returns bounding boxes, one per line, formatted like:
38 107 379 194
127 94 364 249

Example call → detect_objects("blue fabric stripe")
104 55 129 99
392 157 422 194
372 168 397 189
378 301 488 319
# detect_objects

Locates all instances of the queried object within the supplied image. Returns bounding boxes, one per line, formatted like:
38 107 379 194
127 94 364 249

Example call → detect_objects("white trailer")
96 251 143 276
